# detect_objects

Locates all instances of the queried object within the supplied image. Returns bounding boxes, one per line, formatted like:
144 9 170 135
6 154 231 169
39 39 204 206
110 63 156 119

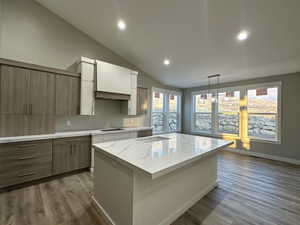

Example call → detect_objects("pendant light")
208 74 220 103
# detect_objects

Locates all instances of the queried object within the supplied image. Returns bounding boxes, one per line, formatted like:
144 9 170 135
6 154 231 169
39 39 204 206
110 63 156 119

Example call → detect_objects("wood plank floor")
0 151 299 225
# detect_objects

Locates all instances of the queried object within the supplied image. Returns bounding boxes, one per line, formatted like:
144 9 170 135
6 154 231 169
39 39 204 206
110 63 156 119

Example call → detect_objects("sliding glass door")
152 88 181 134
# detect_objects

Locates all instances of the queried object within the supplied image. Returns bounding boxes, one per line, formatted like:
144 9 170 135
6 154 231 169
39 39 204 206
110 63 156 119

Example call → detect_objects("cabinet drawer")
0 153 52 173
0 164 52 188
0 140 52 162
53 136 90 145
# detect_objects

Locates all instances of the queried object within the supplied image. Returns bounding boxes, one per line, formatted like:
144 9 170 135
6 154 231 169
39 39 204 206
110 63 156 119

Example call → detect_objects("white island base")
92 151 218 225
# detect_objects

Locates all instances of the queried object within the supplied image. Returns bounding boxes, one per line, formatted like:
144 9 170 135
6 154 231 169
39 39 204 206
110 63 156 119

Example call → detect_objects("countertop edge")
93 140 233 179
0 127 152 144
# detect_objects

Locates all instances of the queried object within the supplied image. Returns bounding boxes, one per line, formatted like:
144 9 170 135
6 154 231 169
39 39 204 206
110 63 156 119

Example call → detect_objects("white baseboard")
158 181 218 225
224 148 300 165
91 196 116 225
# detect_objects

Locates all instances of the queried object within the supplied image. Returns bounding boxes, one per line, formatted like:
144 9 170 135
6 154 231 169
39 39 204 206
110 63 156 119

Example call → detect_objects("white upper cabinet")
128 72 138 115
96 60 132 95
78 57 95 116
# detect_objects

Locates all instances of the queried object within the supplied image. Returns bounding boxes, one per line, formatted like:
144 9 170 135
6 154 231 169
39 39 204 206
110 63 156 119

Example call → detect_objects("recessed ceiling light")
117 20 126 30
164 59 171 66
237 30 249 41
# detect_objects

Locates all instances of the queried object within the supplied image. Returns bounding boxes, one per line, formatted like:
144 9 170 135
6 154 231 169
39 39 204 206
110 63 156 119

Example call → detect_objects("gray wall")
183 73 300 160
1 0 180 131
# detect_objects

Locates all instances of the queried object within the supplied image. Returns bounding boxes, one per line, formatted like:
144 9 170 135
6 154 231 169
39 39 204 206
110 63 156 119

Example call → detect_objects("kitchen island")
92 133 232 225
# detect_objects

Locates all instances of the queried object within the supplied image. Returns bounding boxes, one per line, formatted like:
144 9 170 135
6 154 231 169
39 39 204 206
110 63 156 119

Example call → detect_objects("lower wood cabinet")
0 140 53 188
137 129 152 137
53 136 91 175
0 136 91 189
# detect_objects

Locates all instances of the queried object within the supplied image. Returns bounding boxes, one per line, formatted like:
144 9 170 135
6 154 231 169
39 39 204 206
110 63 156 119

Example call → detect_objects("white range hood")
78 57 138 116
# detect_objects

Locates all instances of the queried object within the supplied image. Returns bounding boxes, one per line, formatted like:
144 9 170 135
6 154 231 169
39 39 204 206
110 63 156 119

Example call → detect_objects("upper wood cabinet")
0 65 55 115
55 75 80 116
28 70 55 115
0 65 30 114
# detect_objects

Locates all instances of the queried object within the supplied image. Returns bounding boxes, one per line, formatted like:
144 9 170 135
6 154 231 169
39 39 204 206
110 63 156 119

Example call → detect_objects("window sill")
248 137 281 145
191 131 281 144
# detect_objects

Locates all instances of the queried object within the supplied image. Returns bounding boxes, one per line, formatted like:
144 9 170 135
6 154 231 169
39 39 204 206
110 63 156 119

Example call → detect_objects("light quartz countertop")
0 127 152 144
93 133 233 179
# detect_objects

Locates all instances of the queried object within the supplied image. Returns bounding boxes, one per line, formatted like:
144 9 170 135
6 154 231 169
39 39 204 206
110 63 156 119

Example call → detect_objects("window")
192 93 213 132
152 91 165 133
152 88 182 134
217 91 240 135
191 82 281 143
247 86 279 141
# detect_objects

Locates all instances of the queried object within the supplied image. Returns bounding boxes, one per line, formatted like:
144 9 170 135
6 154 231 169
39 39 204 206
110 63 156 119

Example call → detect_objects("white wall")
1 0 181 131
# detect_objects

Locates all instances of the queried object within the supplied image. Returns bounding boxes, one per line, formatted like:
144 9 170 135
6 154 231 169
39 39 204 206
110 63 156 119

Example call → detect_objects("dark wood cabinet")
55 75 80 116
0 59 80 137
53 136 91 175
0 65 30 114
29 70 55 115
0 140 53 188
0 65 55 115
137 129 152 137
0 136 91 189
0 64 56 137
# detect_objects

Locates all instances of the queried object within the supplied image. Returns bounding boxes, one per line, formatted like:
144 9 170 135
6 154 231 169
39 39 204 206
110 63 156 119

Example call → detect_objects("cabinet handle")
18 172 36 177
18 156 37 160
24 104 27 114
17 144 37 148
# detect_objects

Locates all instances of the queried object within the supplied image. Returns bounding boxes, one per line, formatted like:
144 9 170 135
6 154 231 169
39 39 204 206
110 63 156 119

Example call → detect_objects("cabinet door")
0 65 30 114
53 140 72 175
71 139 91 170
80 80 95 115
53 136 91 175
29 70 55 115
137 87 148 115
56 75 80 115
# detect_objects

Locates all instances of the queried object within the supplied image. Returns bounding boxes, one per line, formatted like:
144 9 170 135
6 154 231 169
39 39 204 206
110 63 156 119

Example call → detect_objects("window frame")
151 87 182 134
191 82 281 144
245 82 282 144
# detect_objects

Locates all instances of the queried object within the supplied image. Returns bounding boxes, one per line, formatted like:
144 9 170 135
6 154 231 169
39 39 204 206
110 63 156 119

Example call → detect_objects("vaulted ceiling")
35 0 300 88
